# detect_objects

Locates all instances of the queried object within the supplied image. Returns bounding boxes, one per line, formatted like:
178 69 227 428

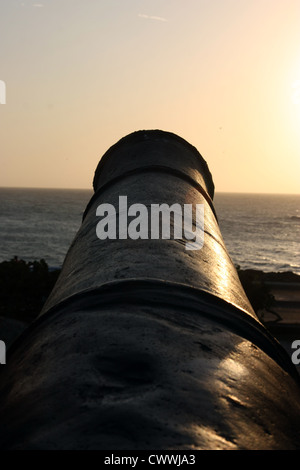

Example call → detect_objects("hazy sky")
0 0 300 193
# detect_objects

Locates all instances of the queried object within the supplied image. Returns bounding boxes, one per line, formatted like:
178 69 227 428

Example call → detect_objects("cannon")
0 129 300 450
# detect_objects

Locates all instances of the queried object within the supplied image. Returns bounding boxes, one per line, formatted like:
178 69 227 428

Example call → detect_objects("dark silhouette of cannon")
0 130 300 450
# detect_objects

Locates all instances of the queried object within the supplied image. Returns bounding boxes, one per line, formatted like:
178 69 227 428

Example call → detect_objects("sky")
0 0 300 194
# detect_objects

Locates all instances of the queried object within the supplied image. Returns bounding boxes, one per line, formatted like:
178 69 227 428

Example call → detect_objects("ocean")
0 188 299 275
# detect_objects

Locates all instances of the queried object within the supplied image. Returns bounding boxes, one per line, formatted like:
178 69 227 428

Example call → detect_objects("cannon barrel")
0 129 300 450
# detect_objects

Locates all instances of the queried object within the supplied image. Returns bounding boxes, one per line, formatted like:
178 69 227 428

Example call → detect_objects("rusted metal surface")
0 130 299 450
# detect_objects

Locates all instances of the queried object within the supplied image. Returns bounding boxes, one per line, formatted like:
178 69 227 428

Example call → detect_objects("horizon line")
0 185 299 196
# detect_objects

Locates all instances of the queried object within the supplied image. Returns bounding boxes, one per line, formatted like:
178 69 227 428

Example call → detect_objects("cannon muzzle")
0 130 300 450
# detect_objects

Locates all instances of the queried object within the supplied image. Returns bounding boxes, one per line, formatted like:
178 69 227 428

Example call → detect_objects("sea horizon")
1 185 299 196
0 188 299 275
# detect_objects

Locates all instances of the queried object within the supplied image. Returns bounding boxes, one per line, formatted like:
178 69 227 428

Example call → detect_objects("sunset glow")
0 0 299 194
